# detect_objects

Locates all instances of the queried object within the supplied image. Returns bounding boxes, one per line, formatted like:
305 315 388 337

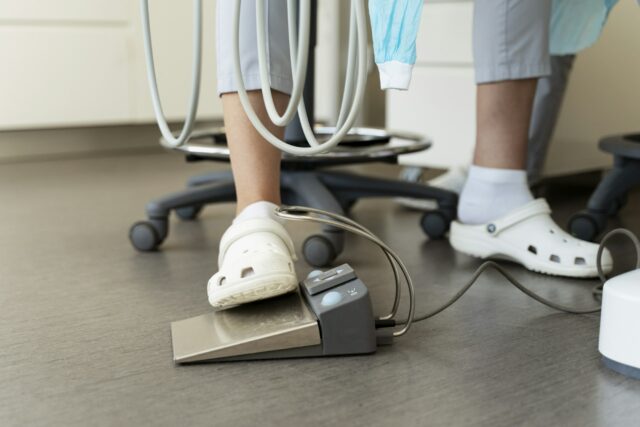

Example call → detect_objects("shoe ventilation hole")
241 267 255 278
574 257 586 265
549 229 555 234
242 249 249 254
527 245 537 255
219 276 227 287
549 254 561 263
563 239 568 243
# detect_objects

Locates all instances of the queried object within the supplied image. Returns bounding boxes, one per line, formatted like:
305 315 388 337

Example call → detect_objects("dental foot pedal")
171 264 377 363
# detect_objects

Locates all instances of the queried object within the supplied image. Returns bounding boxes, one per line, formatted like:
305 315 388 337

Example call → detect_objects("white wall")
0 0 220 131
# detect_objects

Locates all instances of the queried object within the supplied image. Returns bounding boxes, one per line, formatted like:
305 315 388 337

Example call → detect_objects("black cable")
596 228 640 282
410 261 601 325
401 228 640 325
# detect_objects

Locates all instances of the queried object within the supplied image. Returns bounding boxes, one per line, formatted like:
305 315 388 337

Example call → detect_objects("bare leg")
222 90 289 214
208 90 299 309
209 1 299 309
457 79 538 225
474 79 538 169
399 57 575 212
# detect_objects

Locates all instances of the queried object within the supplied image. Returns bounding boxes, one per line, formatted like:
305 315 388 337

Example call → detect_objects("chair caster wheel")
176 205 203 221
568 212 602 242
129 220 166 252
421 210 450 239
303 235 337 268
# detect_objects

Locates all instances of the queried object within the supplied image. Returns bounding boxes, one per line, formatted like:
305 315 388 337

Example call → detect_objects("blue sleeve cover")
369 0 424 90
550 0 620 55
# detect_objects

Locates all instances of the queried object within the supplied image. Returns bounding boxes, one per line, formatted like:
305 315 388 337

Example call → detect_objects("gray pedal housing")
171 264 377 363
301 264 377 356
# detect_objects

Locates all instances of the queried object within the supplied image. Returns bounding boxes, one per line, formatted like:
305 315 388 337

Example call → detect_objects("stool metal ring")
163 127 432 168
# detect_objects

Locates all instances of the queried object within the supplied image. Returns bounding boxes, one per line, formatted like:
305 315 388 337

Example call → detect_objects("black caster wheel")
129 221 165 252
421 210 450 239
568 212 600 242
303 234 337 268
175 205 203 221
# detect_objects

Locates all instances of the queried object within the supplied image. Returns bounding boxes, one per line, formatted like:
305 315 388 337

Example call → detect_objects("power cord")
277 206 416 337
406 229 640 324
593 228 640 298
276 206 640 336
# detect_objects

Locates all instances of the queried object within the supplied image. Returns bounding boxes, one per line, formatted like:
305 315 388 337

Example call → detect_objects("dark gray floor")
1 152 639 427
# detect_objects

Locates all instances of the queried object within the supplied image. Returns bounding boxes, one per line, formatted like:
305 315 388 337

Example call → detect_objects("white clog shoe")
449 199 613 278
207 218 298 309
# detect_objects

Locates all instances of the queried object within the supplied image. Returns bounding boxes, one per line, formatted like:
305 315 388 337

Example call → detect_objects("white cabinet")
0 0 220 130
390 0 640 176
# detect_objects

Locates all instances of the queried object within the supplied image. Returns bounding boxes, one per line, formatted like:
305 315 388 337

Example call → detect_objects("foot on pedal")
207 218 299 309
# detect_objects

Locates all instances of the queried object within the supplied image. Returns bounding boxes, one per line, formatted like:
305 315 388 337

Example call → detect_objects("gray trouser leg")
527 55 576 184
473 0 552 84
216 0 292 95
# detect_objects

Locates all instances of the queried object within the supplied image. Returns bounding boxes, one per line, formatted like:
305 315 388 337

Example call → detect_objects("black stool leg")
316 170 458 239
186 170 234 187
569 156 640 241
129 180 236 252
281 172 346 267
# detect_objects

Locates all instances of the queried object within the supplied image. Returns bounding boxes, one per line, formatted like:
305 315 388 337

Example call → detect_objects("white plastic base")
599 269 640 379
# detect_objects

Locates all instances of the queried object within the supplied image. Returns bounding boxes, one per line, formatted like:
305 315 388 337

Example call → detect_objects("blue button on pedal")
321 291 343 307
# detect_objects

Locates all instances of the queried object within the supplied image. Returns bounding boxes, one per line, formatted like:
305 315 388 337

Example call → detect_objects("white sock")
428 166 468 194
457 166 533 225
233 201 281 225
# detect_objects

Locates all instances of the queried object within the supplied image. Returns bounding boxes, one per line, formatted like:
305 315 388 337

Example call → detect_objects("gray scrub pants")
217 0 554 91
216 0 293 96
217 0 566 178
473 0 552 84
